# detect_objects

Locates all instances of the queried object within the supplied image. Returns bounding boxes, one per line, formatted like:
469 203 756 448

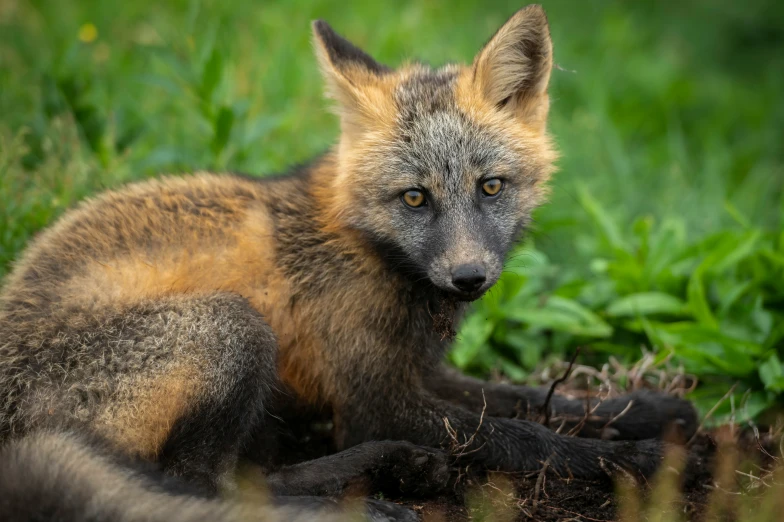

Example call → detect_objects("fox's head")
314 5 556 301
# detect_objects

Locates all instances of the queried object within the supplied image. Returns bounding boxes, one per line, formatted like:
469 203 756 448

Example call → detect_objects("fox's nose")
451 264 486 293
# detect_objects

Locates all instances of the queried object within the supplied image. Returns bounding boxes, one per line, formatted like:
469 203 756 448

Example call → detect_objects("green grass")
1 0 783 421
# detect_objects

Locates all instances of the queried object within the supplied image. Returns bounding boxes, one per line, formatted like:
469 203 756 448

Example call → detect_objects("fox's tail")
0 431 383 522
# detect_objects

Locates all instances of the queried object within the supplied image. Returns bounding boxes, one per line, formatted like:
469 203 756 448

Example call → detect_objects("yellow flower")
78 23 98 43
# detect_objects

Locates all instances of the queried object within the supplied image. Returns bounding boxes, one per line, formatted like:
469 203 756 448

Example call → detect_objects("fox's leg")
15 292 276 492
146 295 279 490
427 365 697 441
334 383 665 480
266 440 449 498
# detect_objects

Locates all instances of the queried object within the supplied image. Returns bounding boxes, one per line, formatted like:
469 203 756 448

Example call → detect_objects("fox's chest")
247 274 461 405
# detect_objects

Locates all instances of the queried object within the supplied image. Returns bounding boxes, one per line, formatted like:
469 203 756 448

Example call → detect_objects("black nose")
451 264 486 293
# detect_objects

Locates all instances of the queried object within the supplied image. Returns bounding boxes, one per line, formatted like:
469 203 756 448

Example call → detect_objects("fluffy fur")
0 5 697 521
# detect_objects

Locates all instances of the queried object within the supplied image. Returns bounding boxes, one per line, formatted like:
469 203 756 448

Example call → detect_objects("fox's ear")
472 5 553 130
312 20 391 132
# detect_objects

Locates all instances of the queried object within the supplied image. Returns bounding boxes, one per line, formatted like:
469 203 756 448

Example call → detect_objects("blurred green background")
1 0 783 423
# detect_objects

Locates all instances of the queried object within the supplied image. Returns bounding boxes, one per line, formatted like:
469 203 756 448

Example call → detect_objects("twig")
533 459 551 504
751 423 778 462
541 347 581 427
601 399 635 430
443 389 491 459
564 460 574 483
599 456 639 485
530 456 552 517
736 469 773 489
565 395 605 437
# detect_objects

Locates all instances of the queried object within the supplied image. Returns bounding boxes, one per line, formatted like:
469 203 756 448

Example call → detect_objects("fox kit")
0 5 697 521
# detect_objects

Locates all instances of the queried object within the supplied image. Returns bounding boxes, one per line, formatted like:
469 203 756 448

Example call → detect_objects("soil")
400 429 780 521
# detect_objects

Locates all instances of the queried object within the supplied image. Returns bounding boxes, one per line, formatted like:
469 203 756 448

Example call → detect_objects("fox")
0 5 698 521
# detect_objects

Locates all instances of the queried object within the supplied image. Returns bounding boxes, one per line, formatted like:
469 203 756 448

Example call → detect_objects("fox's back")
0 173 279 320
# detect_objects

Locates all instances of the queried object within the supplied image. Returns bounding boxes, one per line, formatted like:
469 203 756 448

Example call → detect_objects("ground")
261 382 781 521
400 428 780 521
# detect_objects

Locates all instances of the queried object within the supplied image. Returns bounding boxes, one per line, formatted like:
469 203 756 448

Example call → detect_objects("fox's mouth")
449 288 487 302
439 284 491 302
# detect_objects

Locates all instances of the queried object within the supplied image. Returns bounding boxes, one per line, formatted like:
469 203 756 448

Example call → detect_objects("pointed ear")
312 20 391 132
472 5 553 129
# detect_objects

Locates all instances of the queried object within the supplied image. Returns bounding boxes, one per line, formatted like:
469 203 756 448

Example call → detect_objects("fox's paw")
378 441 450 496
562 390 698 442
594 390 698 442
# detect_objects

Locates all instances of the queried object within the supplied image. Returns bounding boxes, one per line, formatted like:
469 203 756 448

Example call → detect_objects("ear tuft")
472 5 553 125
311 20 392 134
312 20 390 76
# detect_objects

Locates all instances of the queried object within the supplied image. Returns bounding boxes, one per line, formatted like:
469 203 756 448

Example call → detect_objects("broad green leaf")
632 215 652 261
707 230 761 274
211 105 234 157
506 296 613 338
763 319 784 350
723 200 752 229
655 321 763 355
585 341 638 358
499 273 528 302
717 280 752 317
690 387 772 427
759 355 784 392
451 312 495 368
687 267 717 328
497 355 528 382
503 330 545 370
676 344 756 377
646 217 687 281
606 292 688 317
200 48 223 104
761 247 784 270
576 184 628 253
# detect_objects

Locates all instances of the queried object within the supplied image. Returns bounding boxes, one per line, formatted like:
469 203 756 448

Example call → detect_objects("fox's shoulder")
0 172 278 309
14 171 271 264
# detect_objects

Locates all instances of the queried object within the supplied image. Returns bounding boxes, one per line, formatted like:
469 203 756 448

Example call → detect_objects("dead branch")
541 347 581 427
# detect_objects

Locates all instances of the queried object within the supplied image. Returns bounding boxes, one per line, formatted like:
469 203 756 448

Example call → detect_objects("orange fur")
95 364 203 458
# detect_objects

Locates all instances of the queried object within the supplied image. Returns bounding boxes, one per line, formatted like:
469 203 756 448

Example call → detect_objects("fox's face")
314 6 556 301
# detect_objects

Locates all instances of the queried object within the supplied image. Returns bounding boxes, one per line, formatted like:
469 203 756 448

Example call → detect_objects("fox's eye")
402 190 426 208
481 178 503 197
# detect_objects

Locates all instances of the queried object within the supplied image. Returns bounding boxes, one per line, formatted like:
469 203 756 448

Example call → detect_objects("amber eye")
481 178 503 197
402 190 426 208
